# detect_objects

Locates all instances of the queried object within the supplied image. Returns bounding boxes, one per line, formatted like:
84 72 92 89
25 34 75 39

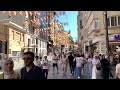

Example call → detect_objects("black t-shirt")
68 55 74 63
100 59 110 71
20 65 45 80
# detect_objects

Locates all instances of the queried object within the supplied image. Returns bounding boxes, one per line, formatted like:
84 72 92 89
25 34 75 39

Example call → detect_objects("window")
111 17 117 26
80 20 83 29
91 20 94 30
16 32 21 41
36 38 38 44
118 16 120 25
5 41 7 54
107 18 110 26
23 34 24 42
36 48 38 53
28 39 31 47
32 39 35 44
40 40 41 47
94 19 99 29
41 41 44 48
12 31 14 40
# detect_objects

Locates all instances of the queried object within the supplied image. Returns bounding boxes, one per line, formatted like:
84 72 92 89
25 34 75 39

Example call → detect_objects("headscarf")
3 59 14 75
92 55 100 65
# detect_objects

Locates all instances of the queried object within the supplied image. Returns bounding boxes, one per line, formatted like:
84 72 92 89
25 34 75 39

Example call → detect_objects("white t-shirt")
85 54 89 59
42 59 49 69
88 58 93 67
116 63 120 79
76 57 83 67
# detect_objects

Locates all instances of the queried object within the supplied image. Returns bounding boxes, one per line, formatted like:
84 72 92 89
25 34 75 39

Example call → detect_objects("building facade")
24 11 48 57
78 11 120 55
0 11 26 58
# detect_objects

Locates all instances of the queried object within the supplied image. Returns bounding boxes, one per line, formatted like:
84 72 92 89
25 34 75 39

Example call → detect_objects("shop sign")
114 34 120 40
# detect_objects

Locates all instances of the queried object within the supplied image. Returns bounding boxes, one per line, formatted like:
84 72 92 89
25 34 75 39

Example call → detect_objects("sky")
55 11 78 41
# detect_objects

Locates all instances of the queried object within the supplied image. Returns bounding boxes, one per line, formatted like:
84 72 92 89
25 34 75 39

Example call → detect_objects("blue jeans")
88 66 92 79
76 67 82 77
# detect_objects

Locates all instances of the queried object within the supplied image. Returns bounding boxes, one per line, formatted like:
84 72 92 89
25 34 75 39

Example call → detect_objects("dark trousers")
43 69 48 79
69 62 74 74
101 70 109 79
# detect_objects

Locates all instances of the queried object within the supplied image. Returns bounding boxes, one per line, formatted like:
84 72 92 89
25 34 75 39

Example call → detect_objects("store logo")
114 34 120 40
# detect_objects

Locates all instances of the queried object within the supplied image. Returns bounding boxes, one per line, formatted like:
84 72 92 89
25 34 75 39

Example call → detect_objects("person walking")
52 53 59 74
0 59 20 79
115 62 120 79
92 55 100 79
61 52 68 75
88 54 93 79
68 52 74 75
34 56 40 67
75 54 84 79
20 51 45 80
42 56 50 79
73 54 77 76
100 55 111 79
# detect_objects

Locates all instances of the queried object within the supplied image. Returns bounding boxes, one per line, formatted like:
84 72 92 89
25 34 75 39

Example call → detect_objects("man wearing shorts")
52 53 59 74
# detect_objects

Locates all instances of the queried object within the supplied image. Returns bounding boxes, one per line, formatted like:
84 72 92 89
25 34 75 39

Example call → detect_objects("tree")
68 35 74 46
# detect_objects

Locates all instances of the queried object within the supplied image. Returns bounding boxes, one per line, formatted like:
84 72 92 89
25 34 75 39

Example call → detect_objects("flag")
53 11 56 16
42 11 45 16
37 12 40 16
56 12 59 17
46 16 48 20
24 11 27 16
40 18 43 22
19 11 22 16
31 20 34 24
44 16 46 20
63 11 66 15
59 11 62 15
29 11 32 16
8 11 12 16
36 18 40 26
3 11 6 14
33 12 37 16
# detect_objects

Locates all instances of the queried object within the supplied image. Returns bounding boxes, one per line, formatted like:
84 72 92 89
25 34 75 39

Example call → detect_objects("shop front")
109 34 120 54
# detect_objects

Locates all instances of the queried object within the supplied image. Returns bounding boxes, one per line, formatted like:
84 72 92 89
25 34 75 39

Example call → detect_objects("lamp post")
104 11 110 60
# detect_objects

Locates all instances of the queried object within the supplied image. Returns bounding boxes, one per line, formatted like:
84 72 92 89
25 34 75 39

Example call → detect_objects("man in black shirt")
68 52 74 75
20 51 45 80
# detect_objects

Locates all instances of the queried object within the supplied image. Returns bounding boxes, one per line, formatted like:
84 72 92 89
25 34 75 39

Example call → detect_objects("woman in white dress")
88 54 93 79
92 55 100 79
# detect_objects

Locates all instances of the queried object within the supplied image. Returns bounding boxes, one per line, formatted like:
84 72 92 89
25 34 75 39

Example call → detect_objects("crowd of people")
66 52 114 79
0 50 120 79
